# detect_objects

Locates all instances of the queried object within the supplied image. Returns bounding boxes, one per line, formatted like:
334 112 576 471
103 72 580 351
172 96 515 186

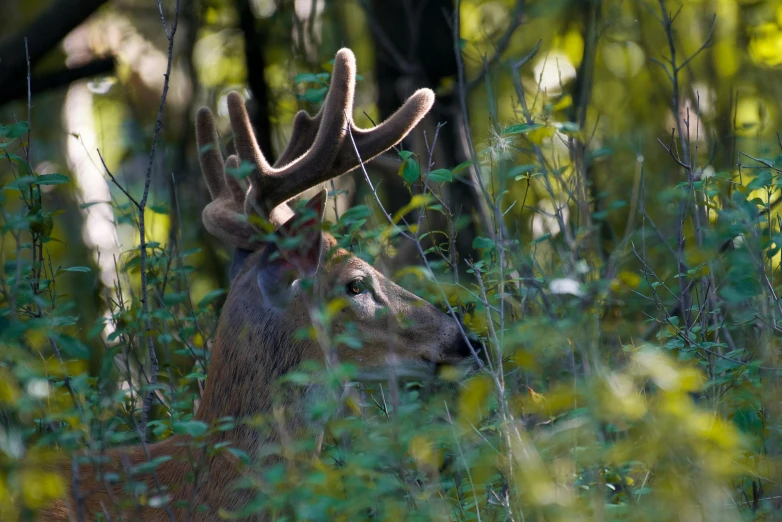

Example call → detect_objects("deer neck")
194 265 310 454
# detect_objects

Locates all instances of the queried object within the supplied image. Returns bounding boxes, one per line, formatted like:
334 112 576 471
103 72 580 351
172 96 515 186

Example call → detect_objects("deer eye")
346 280 365 296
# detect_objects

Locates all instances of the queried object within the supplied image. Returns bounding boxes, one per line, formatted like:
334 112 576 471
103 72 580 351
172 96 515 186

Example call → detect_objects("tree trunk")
367 0 483 263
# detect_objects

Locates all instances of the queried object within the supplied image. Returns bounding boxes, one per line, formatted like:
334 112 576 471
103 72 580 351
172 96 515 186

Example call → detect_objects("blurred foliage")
2 0 782 520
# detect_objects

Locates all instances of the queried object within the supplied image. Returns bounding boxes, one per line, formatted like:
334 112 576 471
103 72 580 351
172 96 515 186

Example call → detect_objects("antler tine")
229 48 356 215
196 107 228 200
330 88 435 174
223 155 250 208
197 107 260 250
273 110 320 168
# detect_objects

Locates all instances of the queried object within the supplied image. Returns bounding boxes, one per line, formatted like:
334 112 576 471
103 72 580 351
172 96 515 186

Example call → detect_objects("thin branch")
98 149 140 208
138 0 181 439
676 14 716 72
465 0 526 91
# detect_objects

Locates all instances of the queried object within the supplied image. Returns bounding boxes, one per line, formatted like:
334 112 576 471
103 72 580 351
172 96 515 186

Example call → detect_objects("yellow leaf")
527 125 556 145
23 329 48 352
527 386 544 404
0 477 16 520
463 312 488 336
458 375 492 428
633 349 704 392
343 394 361 416
325 297 349 321
678 367 704 392
552 94 573 112
437 364 464 382
392 194 433 224
512 350 538 370
408 434 442 471
602 373 647 420
0 370 19 405
437 75 456 95
20 470 65 509
617 271 641 289
393 265 431 282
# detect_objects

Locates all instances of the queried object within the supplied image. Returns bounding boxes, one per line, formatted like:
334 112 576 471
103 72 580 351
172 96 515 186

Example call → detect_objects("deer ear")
256 190 326 305
277 189 326 277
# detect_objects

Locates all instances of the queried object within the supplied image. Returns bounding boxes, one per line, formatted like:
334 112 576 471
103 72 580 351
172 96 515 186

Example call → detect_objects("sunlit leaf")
503 122 543 136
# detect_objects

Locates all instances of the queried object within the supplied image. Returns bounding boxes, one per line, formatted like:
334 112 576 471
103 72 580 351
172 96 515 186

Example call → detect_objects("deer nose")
445 321 481 363
452 335 475 359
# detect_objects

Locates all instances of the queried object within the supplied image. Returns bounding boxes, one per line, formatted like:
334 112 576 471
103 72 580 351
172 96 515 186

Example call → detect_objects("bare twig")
137 0 182 438
465 0 526 91
98 150 140 208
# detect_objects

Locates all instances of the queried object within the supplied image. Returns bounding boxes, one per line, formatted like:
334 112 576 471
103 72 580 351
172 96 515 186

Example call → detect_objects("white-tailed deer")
44 49 473 521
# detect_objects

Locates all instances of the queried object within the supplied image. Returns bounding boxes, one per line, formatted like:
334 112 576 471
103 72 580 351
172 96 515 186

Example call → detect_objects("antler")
196 48 435 249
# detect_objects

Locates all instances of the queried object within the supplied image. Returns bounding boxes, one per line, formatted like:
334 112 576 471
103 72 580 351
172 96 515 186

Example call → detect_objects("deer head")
194 48 474 424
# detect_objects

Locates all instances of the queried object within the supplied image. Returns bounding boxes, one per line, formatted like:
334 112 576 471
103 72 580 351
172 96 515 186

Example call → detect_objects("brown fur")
41 49 467 521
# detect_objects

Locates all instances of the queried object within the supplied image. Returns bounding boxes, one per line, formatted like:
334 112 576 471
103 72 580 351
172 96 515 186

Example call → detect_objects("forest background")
1 0 782 520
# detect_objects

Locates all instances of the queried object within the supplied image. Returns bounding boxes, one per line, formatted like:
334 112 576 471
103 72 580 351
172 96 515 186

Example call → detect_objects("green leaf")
79 201 111 209
56 335 91 359
172 420 208 438
62 266 91 273
293 72 329 85
452 160 472 175
0 121 29 139
557 121 580 133
427 169 452 183
227 447 251 465
508 164 537 179
340 205 371 223
2 176 36 192
163 292 189 306
281 371 314 386
297 87 328 103
472 236 495 250
531 233 551 245
3 174 68 191
35 173 69 185
586 147 612 161
398 155 420 184
4 152 24 164
130 455 173 475
502 122 542 136
392 194 432 224
197 289 226 309
747 170 772 191
226 160 255 180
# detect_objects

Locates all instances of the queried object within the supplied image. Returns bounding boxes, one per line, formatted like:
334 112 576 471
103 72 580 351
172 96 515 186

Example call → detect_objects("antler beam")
196 48 435 249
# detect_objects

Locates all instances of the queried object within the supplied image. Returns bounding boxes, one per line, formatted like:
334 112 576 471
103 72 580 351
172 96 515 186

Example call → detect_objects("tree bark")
234 0 276 162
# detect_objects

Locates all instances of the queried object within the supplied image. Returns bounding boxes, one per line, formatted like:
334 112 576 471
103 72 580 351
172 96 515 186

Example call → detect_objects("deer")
43 48 474 521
